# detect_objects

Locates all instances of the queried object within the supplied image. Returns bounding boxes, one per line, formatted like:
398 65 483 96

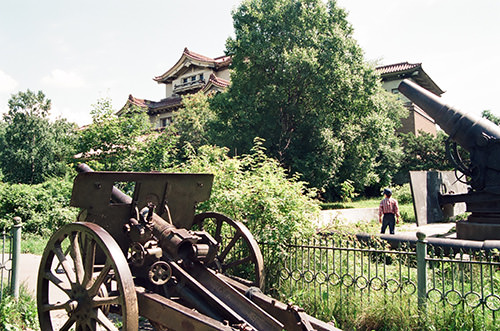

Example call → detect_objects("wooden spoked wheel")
192 212 265 289
37 222 138 331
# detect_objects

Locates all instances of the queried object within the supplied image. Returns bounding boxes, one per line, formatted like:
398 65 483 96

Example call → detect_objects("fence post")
11 217 22 299
416 231 427 311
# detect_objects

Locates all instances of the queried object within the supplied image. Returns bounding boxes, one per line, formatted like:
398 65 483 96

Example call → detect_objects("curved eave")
116 95 148 116
146 96 183 115
201 74 230 93
154 49 216 84
380 65 445 96
411 69 445 96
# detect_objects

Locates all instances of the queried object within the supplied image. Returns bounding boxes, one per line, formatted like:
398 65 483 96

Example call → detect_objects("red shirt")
379 197 399 217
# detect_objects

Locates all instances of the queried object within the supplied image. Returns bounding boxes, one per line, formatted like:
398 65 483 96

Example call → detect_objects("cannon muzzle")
398 79 500 152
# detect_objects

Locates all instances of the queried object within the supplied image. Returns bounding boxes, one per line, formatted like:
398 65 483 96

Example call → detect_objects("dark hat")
383 188 392 196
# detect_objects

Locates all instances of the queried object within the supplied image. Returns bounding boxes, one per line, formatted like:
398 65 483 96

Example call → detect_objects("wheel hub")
67 285 93 321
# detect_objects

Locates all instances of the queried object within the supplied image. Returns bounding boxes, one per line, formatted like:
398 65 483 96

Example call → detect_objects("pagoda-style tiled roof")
376 62 421 75
376 62 445 96
117 94 182 116
154 48 231 84
202 74 230 93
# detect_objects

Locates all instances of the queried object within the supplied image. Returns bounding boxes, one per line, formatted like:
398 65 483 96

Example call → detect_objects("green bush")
340 179 358 203
0 175 77 235
391 183 413 204
171 140 319 244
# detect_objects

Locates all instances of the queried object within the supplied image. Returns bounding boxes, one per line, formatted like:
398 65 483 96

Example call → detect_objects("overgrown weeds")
0 286 39 330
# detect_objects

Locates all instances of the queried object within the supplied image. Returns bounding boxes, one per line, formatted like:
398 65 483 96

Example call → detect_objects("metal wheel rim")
193 212 265 289
37 222 138 331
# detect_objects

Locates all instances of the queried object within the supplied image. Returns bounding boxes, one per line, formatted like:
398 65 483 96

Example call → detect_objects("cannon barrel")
398 79 500 153
398 79 500 193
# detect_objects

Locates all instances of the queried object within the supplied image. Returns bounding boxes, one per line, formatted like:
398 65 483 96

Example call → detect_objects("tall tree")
210 0 406 197
0 90 76 184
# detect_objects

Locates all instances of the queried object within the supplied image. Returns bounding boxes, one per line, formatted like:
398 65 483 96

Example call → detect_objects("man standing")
379 188 400 234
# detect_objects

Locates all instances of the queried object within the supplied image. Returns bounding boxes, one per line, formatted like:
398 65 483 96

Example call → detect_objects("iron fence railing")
261 233 500 328
0 217 22 302
0 227 13 300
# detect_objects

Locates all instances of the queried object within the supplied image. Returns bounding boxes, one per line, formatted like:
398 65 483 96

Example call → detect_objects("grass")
21 233 49 255
280 281 498 330
271 236 500 331
0 285 39 330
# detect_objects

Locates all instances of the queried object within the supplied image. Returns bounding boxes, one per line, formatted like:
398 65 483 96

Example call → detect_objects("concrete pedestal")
456 220 500 241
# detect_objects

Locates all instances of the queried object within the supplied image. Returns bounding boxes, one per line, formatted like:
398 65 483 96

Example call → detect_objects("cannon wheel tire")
37 222 138 331
193 212 265 289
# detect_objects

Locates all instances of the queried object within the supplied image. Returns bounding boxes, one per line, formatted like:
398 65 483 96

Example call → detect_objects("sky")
0 0 499 126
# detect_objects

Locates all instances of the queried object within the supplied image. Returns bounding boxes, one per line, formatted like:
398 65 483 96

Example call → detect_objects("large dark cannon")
37 164 340 330
399 79 500 240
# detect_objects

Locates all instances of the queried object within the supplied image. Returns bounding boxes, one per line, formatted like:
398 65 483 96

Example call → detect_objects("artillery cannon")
398 79 500 240
37 164 339 330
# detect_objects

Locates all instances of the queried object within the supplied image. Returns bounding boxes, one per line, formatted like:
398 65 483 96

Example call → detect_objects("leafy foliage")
481 109 500 125
0 286 39 331
0 90 77 184
391 183 413 204
210 0 406 198
130 129 181 172
0 176 77 235
173 92 216 150
75 98 153 171
394 130 454 184
339 179 358 203
169 139 319 245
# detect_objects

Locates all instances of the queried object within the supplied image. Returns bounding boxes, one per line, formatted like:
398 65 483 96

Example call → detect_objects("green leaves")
212 0 406 198
170 140 319 244
75 98 155 171
394 131 455 184
0 177 77 234
0 90 76 184
5 89 51 121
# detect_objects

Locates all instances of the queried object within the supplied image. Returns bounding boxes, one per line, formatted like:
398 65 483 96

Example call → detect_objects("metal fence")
0 217 22 301
261 233 500 329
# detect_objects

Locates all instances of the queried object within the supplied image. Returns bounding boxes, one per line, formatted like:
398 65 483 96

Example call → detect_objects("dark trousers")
381 213 395 234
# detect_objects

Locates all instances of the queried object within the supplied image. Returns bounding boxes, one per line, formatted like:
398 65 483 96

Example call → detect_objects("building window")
161 117 173 127
199 73 204 81
183 77 188 84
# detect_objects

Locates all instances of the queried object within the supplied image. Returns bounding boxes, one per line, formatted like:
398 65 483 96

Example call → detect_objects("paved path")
18 253 41 296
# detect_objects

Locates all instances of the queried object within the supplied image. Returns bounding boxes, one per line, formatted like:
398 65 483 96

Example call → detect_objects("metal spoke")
85 318 98 331
92 295 120 308
96 308 120 331
219 232 241 261
42 301 71 312
83 239 96 288
223 255 251 270
214 218 223 242
71 232 85 285
44 270 72 296
88 262 112 297
53 244 77 285
59 316 76 331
